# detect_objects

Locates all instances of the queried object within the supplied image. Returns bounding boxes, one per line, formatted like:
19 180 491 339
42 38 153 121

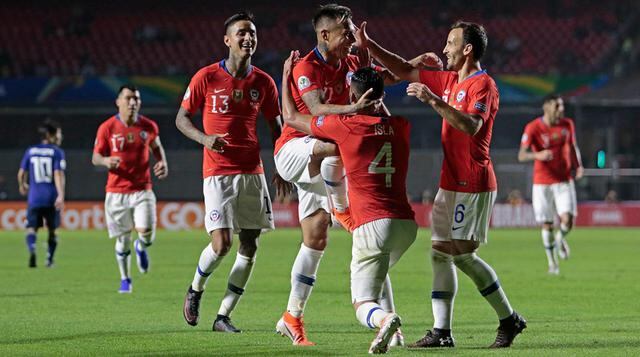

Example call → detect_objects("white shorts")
431 188 496 244
274 136 329 221
105 190 156 238
203 174 274 234
532 180 577 223
351 218 417 302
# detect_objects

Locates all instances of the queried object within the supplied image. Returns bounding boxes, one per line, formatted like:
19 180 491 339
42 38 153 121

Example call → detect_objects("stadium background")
1 0 639 228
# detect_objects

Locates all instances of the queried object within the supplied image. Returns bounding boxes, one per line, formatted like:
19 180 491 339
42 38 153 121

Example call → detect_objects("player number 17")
368 142 396 188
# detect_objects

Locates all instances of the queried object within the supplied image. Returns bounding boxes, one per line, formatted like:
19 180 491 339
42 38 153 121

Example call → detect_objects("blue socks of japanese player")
191 243 224 292
46 233 58 266
321 156 347 212
287 244 324 318
218 253 255 317
431 249 457 329
453 253 514 320
26 233 37 254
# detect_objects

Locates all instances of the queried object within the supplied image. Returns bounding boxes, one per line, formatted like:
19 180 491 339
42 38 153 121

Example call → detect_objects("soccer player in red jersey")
176 12 286 333
519 94 583 274
280 50 417 354
92 84 169 294
356 21 527 348
273 4 410 346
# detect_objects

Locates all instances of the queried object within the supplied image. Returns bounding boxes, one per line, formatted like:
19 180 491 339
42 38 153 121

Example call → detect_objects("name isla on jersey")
374 123 395 136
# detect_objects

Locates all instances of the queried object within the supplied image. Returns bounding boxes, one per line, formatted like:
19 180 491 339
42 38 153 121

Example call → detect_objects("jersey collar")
459 69 486 83
313 47 341 69
115 113 139 126
220 59 253 79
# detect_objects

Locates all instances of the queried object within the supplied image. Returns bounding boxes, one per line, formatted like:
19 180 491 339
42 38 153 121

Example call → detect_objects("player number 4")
368 142 396 188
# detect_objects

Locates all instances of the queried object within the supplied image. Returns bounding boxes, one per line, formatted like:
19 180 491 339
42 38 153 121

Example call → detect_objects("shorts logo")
140 131 148 140
127 132 135 143
298 76 311 91
474 102 487 113
346 71 354 86
316 116 324 127
250 89 260 101
183 87 191 101
232 89 243 102
209 210 221 222
456 90 466 102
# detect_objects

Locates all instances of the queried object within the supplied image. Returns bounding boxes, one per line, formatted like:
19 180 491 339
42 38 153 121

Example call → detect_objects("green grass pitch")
1 228 639 355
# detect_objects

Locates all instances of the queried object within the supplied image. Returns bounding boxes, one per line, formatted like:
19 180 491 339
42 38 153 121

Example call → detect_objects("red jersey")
311 114 415 229
521 117 577 184
275 48 365 154
93 115 158 193
181 60 281 177
419 69 499 193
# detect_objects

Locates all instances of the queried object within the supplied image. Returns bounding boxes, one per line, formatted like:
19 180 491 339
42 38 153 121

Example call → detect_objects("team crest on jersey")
232 89 243 102
140 131 148 140
456 90 466 102
183 87 191 101
250 89 260 101
298 76 311 91
127 132 135 143
209 210 221 222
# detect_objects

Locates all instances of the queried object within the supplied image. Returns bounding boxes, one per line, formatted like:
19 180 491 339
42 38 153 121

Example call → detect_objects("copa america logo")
209 209 221 222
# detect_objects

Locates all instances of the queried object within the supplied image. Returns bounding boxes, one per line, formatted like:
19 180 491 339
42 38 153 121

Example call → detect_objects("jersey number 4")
368 142 396 188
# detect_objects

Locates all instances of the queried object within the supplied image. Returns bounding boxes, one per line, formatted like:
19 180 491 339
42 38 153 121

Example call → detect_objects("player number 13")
368 142 396 188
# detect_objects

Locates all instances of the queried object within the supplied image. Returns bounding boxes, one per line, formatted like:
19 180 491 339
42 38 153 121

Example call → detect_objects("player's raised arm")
355 21 422 83
281 51 314 135
150 136 169 179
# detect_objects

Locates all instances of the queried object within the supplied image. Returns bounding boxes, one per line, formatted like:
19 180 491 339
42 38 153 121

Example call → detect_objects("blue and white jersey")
19 144 66 207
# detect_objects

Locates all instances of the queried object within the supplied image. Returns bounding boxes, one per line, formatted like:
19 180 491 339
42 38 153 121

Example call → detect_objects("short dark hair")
224 11 255 34
312 4 352 29
38 118 60 140
451 20 488 61
543 93 562 105
117 84 138 96
350 67 384 100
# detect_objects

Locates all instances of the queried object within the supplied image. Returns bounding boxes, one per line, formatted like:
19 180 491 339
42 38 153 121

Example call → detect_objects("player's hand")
153 160 169 179
203 133 229 153
18 183 29 196
357 47 372 67
417 52 444 70
407 82 438 105
283 50 300 80
104 156 121 169
272 172 293 198
535 150 553 162
54 196 64 211
353 88 381 111
575 166 584 180
354 21 370 49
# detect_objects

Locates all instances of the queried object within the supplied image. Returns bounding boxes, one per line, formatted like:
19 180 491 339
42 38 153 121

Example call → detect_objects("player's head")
312 4 355 59
444 21 488 70
38 118 62 145
542 94 565 122
349 67 384 105
116 84 141 119
224 11 257 59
